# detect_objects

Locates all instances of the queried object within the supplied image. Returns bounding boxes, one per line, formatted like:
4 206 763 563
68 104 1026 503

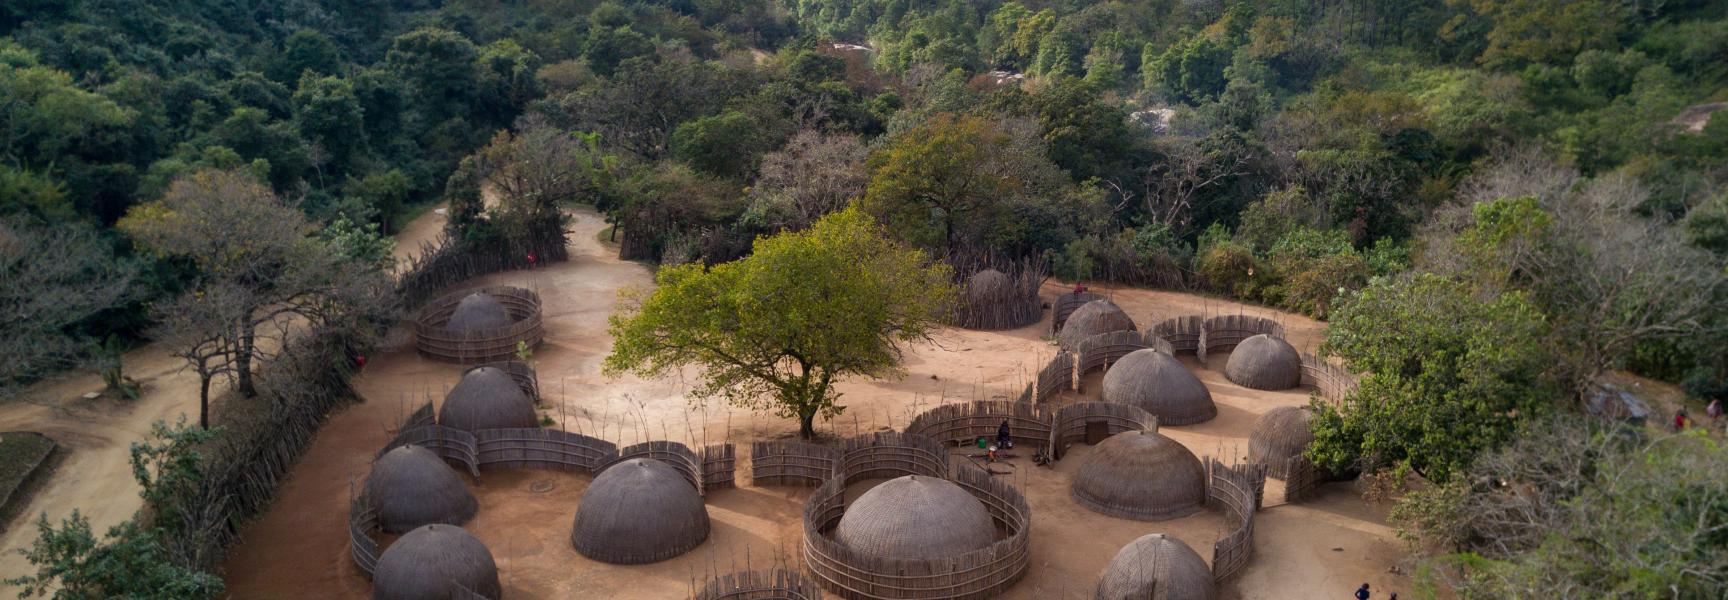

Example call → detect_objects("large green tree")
606 207 954 438
1310 272 1560 482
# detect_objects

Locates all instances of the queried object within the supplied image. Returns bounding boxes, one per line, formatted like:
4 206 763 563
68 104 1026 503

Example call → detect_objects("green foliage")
8 419 223 599
1146 34 1233 103
606 208 954 438
671 111 769 179
1311 273 1558 481
316 216 395 271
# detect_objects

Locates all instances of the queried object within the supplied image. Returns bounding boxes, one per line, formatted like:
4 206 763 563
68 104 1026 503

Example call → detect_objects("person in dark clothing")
997 420 1013 449
1355 583 1371 600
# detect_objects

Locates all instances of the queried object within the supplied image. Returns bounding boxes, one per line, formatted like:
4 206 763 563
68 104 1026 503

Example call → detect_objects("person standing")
1355 583 1371 600
1675 408 1689 432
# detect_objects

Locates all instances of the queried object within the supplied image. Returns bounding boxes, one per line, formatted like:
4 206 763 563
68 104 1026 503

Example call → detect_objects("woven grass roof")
1071 430 1206 521
1224 334 1301 391
1059 299 1137 350
439 366 537 432
1249 406 1315 479
372 524 501 600
446 292 513 332
365 444 477 534
833 474 996 560
1094 533 1215 600
571 458 710 564
966 269 1013 302
1101 349 1216 425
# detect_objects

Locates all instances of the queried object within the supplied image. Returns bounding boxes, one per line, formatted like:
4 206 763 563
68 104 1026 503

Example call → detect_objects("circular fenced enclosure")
802 433 1031 600
414 286 545 363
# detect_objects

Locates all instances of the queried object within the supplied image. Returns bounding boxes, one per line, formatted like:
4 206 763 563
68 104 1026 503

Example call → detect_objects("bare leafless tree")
0 218 137 395
1132 139 1249 232
744 129 868 232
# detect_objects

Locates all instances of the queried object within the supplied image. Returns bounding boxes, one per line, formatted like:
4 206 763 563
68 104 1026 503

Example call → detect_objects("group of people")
1676 398 1724 432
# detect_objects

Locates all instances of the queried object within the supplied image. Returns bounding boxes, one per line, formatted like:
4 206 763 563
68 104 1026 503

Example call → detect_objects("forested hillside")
3 0 1728 596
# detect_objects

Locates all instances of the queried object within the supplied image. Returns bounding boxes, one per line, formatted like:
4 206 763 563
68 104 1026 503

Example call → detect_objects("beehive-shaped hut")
571 458 710 564
372 524 502 600
439 366 537 432
364 445 477 533
1059 299 1137 350
1094 533 1215 600
446 292 513 332
1101 349 1217 425
1071 430 1206 521
1224 334 1301 391
833 475 996 560
1249 406 1315 479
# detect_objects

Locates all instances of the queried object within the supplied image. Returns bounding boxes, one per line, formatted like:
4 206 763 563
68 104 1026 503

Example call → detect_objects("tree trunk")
236 316 256 397
198 375 211 430
799 410 817 440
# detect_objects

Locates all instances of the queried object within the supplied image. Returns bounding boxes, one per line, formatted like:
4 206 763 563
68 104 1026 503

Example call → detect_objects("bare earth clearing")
219 206 1410 599
0 204 1410 598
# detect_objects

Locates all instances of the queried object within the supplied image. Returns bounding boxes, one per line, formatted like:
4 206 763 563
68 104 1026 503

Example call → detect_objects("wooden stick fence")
799 432 1031 600
694 568 824 600
1075 330 1149 378
1298 352 1359 405
1195 315 1285 366
1148 315 1203 354
412 286 545 363
1205 459 1265 583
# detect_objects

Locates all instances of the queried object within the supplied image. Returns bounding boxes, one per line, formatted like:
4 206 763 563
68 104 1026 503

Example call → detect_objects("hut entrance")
1085 420 1109 445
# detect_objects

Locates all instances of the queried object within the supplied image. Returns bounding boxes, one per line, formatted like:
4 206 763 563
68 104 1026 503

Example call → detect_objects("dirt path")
0 345 207 588
221 213 1411 599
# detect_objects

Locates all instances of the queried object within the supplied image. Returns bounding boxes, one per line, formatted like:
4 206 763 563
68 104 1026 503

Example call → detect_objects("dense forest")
3 0 1728 596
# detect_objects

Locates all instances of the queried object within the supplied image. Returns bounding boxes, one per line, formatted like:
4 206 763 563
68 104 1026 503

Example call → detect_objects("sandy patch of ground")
221 208 1410 599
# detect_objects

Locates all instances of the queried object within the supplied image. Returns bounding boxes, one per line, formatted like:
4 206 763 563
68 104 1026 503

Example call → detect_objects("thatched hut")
364 445 477 533
439 366 538 432
1249 406 1315 479
1094 533 1215 600
1059 299 1137 350
446 292 513 332
1224 334 1301 391
833 475 996 560
571 458 710 564
1101 349 1216 425
1071 430 1205 521
372 524 502 600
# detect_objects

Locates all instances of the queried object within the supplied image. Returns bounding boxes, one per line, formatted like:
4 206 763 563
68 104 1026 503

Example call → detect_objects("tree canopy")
606 207 954 438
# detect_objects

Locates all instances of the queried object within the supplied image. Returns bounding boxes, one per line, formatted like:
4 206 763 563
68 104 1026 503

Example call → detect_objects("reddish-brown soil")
215 206 1412 599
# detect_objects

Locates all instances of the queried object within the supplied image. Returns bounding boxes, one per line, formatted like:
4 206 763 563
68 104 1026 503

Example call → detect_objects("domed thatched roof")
440 366 537 432
1101 349 1216 426
1060 299 1136 350
571 458 710 564
1071 430 1205 521
365 445 477 534
446 292 512 332
1249 406 1315 479
966 269 1013 302
373 524 501 600
1224 334 1301 391
833 475 996 560
1094 533 1215 600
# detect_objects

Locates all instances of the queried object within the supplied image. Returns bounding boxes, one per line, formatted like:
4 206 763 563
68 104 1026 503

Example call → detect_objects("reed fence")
1196 315 1285 365
1050 292 1105 335
694 569 824 600
347 489 381 579
465 360 541 401
1148 316 1203 354
612 440 705 493
472 427 617 473
1282 454 1328 503
702 444 738 489
1298 352 1359 404
1048 402 1159 461
903 401 1053 449
1206 460 1265 583
801 433 1031 600
949 256 1046 331
1075 330 1149 377
750 441 841 487
379 421 480 478
1016 352 1074 404
412 285 545 363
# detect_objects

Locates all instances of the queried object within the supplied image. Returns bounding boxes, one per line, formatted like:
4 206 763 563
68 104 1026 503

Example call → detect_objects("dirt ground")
218 205 1412 599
